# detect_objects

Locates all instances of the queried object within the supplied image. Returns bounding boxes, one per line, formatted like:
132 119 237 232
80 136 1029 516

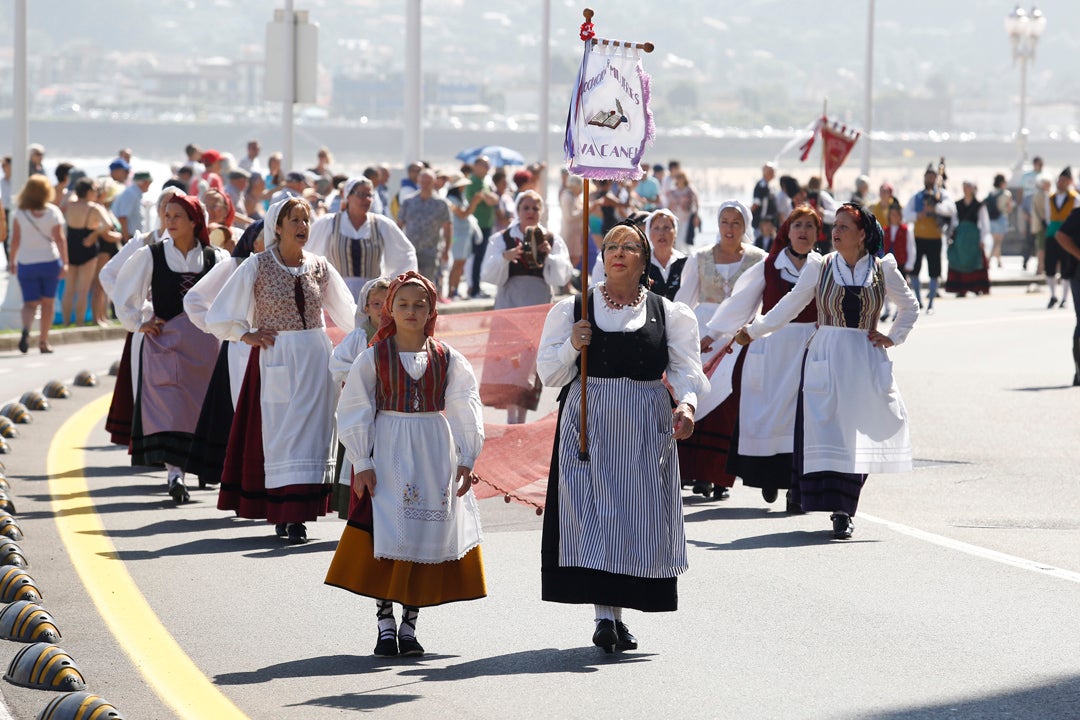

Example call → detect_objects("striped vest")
816 255 885 330
327 212 383 281
374 336 450 413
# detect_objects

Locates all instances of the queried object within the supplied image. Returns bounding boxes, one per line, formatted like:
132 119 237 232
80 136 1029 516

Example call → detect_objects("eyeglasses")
602 242 644 255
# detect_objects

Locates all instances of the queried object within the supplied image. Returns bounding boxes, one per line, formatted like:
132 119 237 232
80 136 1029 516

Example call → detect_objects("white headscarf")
717 199 754 244
341 176 372 205
263 197 312 251
356 276 390 321
263 198 287 251
645 208 678 245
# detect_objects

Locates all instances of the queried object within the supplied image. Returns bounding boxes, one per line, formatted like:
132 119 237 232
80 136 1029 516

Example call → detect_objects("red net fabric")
437 304 558 513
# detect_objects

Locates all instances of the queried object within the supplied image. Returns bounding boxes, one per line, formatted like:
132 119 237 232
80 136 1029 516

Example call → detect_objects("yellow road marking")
47 394 250 720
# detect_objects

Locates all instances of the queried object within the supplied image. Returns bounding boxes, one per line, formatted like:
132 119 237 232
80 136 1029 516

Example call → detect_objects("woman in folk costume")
704 202 820 509
182 220 264 489
590 208 689 301
944 181 992 298
100 186 184 448
479 189 574 424
307 177 417 300
328 276 391 519
325 272 485 658
708 204 822 511
734 203 919 539
112 195 230 503
206 198 356 544
674 200 767 499
538 222 707 654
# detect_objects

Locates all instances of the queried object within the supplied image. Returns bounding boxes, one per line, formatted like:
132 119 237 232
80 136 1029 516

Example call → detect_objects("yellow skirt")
325 523 487 607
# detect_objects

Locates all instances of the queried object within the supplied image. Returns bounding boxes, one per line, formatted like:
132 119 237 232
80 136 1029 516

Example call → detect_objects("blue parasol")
455 145 526 168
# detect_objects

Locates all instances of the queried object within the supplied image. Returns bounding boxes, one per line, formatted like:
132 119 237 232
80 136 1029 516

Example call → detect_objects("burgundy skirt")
218 347 331 524
105 332 134 448
676 347 746 488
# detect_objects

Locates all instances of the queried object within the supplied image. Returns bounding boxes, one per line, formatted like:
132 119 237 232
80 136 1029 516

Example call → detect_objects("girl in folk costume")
325 272 485 658
328 276 392 520
307 177 417 301
111 195 231 503
879 204 915 322
100 186 184 448
674 200 767 499
708 204 822 510
182 220 265 489
538 222 707 653
206 198 356 544
479 189 574 424
945 181 992 298
735 204 919 540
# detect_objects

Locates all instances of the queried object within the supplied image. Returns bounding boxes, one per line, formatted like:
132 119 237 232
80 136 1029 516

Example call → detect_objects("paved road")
0 285 1077 719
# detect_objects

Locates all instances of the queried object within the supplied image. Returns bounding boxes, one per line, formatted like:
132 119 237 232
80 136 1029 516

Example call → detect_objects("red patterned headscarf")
370 271 439 344
167 195 210 246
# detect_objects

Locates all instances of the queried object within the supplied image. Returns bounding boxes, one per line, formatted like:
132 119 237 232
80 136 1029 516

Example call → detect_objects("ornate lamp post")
1004 4 1046 175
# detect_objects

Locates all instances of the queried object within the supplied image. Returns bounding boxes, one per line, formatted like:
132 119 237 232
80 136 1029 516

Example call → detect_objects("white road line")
860 513 1080 584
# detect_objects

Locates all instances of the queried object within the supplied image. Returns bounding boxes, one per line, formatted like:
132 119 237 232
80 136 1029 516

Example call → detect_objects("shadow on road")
853 673 1080 720
100 536 338 561
684 506 790 523
228 647 657 711
77 515 250 538
1010 385 1076 392
689 531 881 551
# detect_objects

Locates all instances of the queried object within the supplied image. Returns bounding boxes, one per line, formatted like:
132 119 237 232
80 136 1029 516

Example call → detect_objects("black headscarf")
610 218 652 286
233 218 264 259
838 202 884 256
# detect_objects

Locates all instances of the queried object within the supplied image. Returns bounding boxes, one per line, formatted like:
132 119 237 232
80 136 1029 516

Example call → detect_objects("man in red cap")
194 149 226 196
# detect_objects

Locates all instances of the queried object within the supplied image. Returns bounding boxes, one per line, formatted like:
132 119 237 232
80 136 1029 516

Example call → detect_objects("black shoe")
879 310 890 323
168 478 190 504
615 621 638 651
286 522 308 544
691 480 712 497
1060 299 1069 309
785 490 805 514
1048 297 1059 309
830 513 854 540
17 330 28 355
592 619 617 654
761 487 779 504
398 635 425 657
712 486 730 501
373 632 398 658
274 523 288 538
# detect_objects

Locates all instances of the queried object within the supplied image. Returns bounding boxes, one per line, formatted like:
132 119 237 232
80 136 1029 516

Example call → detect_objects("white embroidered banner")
564 43 655 182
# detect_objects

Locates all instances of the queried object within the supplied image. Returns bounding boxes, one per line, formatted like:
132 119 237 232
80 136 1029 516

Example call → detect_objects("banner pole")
578 176 590 462
820 98 827 190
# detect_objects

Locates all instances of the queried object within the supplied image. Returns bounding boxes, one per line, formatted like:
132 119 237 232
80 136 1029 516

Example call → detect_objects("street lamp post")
1004 4 1046 178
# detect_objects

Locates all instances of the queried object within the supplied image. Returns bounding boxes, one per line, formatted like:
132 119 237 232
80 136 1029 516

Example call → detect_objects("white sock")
613 607 623 622
165 464 184 483
376 600 396 639
593 605 615 623
1048 276 1059 299
400 606 419 639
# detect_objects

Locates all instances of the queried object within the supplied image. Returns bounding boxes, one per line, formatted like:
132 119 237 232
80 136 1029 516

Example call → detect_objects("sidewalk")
0 255 1051 352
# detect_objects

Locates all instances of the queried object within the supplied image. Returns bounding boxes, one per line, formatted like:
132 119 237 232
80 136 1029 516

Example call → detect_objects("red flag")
820 121 860 187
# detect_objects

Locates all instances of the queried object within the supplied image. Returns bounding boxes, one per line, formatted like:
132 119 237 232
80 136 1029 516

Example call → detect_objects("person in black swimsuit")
61 178 116 325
